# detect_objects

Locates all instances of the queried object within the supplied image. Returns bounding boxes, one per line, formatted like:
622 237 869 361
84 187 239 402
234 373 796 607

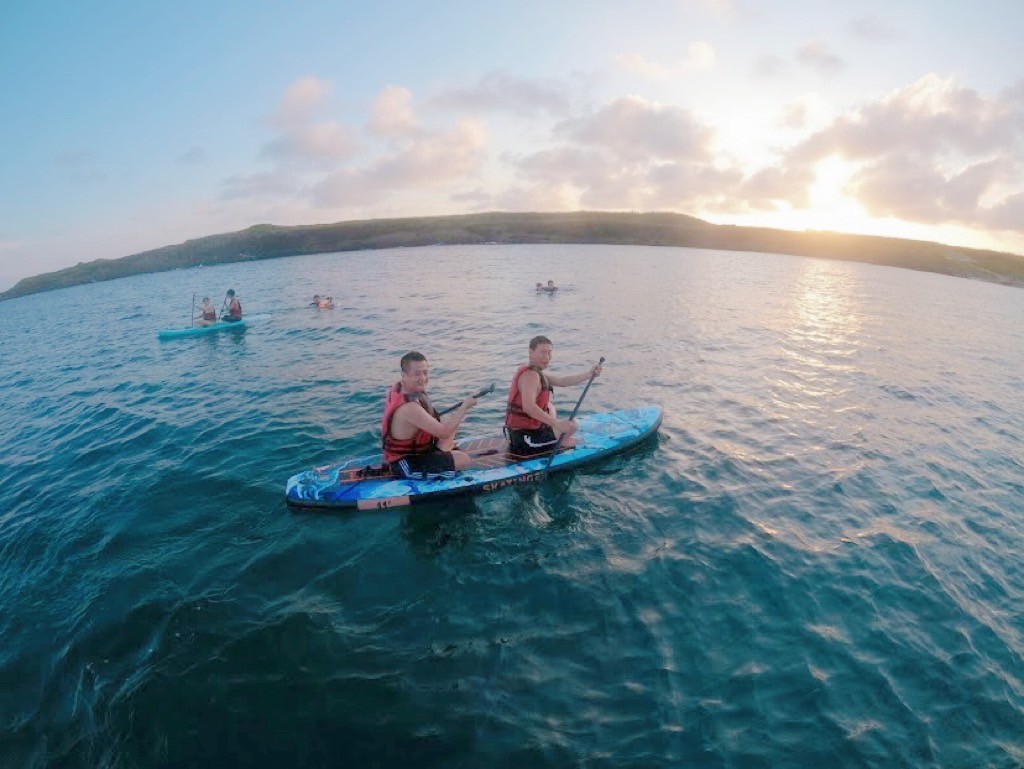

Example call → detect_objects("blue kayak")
285 405 662 510
157 319 247 340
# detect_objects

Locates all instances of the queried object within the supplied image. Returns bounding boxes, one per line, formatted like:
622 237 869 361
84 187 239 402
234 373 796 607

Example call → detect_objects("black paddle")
540 357 604 478
438 382 495 416
189 292 196 328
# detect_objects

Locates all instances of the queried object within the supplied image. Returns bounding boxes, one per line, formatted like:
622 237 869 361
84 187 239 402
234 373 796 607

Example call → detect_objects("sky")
2 0 1024 291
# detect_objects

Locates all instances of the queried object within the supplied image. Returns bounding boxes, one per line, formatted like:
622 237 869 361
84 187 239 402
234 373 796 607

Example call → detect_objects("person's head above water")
226 289 235 297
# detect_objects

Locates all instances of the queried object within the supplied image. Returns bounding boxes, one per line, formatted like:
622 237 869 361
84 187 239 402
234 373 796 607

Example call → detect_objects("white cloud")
312 118 487 207
797 41 845 77
271 76 332 125
760 75 1024 233
428 71 573 117
847 14 904 42
261 122 361 162
258 77 361 164
369 85 420 138
554 95 714 162
614 42 717 80
751 54 790 80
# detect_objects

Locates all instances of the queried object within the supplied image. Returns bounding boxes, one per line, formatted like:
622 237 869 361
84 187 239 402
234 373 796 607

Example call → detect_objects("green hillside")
3 211 1022 301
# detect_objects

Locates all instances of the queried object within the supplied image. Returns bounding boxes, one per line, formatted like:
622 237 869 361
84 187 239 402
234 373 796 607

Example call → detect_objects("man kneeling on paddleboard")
505 335 602 456
383 352 479 479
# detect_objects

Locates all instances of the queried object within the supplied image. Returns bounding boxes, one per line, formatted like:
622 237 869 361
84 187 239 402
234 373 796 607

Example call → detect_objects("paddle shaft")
540 356 605 476
438 382 495 416
190 292 195 327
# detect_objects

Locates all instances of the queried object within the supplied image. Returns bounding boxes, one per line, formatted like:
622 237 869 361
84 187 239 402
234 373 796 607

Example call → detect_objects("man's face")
402 359 430 393
529 343 553 370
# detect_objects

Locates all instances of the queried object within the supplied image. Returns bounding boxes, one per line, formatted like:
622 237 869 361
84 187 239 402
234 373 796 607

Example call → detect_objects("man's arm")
397 397 476 440
545 362 603 388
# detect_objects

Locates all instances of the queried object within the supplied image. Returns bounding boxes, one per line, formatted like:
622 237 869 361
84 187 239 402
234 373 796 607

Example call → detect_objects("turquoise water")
2 244 1023 768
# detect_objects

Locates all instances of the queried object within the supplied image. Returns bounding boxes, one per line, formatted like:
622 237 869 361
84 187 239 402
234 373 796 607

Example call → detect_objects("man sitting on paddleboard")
505 335 602 455
383 351 479 479
222 289 242 322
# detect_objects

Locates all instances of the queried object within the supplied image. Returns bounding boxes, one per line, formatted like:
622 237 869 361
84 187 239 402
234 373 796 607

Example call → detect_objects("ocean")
1 243 1022 768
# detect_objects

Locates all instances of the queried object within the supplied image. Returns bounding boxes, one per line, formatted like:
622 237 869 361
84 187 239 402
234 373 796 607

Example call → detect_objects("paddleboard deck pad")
158 320 247 340
285 405 662 510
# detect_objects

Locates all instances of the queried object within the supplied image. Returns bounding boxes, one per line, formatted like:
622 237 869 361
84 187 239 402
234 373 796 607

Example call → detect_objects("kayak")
157 320 247 340
285 405 662 510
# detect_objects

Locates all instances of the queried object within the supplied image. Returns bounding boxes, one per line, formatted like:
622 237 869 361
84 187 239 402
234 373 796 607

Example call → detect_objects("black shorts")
390 450 456 479
507 425 559 457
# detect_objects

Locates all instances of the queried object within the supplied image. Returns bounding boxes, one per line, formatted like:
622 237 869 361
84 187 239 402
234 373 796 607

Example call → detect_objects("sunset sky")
2 0 1023 290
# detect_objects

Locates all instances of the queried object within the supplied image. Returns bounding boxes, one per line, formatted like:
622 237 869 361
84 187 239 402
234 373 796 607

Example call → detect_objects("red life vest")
381 382 439 463
226 298 242 320
505 365 552 430
202 309 217 321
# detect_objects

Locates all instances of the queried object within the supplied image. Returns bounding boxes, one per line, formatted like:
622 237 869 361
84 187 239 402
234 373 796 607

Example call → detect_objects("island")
3 211 1023 301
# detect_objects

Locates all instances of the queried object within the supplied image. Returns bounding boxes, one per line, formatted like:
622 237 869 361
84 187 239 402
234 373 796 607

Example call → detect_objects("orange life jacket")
505 365 552 430
381 382 439 463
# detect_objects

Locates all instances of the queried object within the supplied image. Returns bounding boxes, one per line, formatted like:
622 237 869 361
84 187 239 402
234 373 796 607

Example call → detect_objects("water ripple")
1 246 1023 767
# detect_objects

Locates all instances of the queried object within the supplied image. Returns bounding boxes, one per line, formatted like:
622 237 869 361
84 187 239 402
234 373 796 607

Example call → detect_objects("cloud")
428 71 573 117
369 85 420 138
259 77 361 164
751 54 790 80
794 75 1020 162
177 147 207 164
554 95 714 162
615 42 717 80
271 76 332 125
312 118 487 207
797 41 845 76
260 122 361 162
221 171 299 201
499 95 735 212
767 75 1024 233
847 13 904 42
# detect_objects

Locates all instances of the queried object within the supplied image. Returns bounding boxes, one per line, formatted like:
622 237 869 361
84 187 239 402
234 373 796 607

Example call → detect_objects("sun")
803 156 869 233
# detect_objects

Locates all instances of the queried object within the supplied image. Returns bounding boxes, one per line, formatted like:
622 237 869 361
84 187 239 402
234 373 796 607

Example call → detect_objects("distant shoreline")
3 211 1023 301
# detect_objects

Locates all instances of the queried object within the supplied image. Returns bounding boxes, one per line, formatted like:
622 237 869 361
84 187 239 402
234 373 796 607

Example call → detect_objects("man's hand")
557 418 578 436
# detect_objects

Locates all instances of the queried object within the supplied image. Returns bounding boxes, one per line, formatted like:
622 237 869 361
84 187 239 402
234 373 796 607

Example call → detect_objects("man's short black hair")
529 335 552 350
401 351 427 371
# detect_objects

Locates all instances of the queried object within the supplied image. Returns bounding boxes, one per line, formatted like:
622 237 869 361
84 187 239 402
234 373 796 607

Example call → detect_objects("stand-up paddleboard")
157 320 247 340
285 405 662 510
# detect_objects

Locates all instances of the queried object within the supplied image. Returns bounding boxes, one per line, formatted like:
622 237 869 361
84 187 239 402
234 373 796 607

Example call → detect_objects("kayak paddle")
540 357 604 477
438 382 495 416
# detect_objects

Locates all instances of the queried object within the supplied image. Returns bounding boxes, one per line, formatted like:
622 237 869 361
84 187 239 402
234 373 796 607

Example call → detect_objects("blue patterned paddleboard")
285 405 662 510
157 320 247 340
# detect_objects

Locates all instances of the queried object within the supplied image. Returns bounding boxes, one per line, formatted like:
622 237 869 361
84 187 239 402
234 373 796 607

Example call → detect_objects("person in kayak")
194 297 217 326
505 335 602 455
382 351 479 478
222 289 242 322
